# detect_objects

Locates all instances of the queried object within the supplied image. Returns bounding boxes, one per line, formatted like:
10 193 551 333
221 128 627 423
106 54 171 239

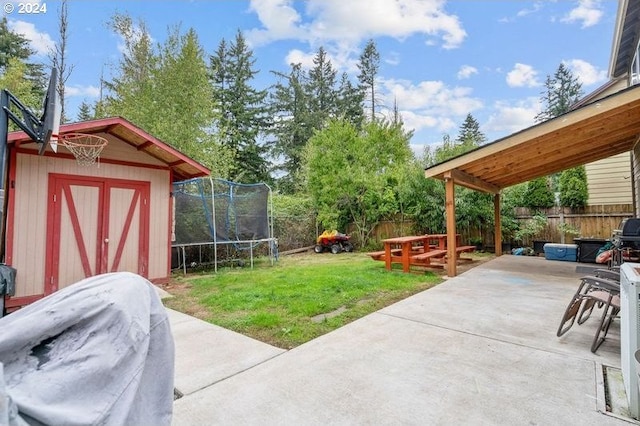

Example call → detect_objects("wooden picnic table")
424 234 460 250
375 234 474 273
381 235 430 272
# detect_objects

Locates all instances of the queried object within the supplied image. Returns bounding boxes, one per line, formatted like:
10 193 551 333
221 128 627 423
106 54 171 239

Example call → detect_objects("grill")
613 218 640 249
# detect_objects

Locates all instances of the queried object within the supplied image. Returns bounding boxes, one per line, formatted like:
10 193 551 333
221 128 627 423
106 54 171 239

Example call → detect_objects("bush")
558 166 588 208
272 194 317 251
523 177 555 209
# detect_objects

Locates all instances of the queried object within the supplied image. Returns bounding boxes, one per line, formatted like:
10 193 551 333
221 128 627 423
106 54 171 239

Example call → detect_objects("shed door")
45 175 150 294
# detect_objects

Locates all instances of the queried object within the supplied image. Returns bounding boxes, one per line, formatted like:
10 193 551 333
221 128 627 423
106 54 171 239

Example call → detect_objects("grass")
163 252 444 349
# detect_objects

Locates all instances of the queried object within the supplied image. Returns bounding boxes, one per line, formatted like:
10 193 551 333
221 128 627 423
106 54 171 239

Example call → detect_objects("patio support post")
494 193 502 256
445 176 457 277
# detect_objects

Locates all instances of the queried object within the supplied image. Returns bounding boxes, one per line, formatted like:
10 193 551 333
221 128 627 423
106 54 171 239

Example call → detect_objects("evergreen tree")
210 30 270 183
535 63 583 123
456 113 486 146
269 63 312 193
336 72 364 129
357 39 380 121
156 27 232 175
0 17 31 70
76 101 92 121
304 46 338 130
0 17 46 105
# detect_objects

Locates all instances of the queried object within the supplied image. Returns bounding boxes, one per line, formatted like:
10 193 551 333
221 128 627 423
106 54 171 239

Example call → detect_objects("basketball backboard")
39 68 61 154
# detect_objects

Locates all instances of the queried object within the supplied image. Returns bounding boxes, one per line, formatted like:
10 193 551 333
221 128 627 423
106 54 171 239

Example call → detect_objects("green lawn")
164 253 443 349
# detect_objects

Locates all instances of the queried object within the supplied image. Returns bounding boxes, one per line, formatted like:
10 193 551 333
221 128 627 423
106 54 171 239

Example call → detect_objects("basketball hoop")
59 133 108 166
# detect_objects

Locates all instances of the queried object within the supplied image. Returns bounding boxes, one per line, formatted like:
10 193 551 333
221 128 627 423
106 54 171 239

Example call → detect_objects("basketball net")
59 133 108 167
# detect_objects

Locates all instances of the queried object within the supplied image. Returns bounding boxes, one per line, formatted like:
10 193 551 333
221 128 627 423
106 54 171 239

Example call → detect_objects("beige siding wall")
585 152 633 205
10 151 171 297
588 79 628 102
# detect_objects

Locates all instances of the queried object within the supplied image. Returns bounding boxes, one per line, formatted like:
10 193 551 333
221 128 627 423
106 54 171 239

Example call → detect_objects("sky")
2 0 621 154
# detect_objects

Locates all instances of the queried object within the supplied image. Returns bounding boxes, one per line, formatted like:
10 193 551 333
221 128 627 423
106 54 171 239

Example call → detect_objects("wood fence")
513 204 633 243
363 204 635 249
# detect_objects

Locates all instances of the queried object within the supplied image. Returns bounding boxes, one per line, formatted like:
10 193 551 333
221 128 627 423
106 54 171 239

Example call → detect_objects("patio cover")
424 84 640 277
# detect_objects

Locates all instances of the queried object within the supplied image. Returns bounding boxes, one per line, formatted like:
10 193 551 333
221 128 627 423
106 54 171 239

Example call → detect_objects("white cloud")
457 65 478 80
381 78 482 115
284 49 316 69
248 0 468 77
7 19 54 56
65 85 101 99
506 63 541 88
400 110 442 133
484 98 541 135
246 0 466 49
517 2 543 17
563 58 607 86
561 0 603 28
378 78 482 140
245 0 307 46
499 1 543 23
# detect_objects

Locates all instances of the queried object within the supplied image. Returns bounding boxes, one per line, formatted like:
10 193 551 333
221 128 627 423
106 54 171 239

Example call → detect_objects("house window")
631 40 640 86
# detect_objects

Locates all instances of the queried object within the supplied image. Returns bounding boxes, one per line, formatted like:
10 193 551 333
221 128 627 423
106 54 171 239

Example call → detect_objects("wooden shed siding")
57 183 101 289
585 152 633 205
108 187 141 272
9 152 171 297
147 170 171 280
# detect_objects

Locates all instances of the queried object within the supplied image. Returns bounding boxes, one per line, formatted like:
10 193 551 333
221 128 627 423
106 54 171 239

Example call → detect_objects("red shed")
5 117 209 310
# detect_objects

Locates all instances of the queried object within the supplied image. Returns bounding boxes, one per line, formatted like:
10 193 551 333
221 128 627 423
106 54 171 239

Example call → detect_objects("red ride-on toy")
314 230 353 254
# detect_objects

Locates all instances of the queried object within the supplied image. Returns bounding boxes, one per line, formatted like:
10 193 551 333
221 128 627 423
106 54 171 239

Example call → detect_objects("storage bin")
573 238 608 263
544 243 578 262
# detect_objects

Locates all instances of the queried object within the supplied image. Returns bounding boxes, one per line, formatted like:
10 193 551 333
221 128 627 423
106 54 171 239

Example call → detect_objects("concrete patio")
170 255 631 425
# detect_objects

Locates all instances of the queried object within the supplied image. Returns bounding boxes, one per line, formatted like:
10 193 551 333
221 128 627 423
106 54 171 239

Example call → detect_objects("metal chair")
557 273 620 353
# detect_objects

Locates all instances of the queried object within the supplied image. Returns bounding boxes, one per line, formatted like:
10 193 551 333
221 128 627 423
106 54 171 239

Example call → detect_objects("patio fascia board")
424 84 640 186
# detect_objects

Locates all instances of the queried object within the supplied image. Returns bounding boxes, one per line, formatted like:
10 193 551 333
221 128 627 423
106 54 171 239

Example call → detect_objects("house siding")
585 152 633 205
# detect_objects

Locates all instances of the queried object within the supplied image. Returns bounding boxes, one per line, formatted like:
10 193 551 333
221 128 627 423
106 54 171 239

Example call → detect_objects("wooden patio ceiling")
424 84 640 193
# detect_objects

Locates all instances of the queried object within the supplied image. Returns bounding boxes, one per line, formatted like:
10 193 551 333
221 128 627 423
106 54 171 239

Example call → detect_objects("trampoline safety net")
172 177 276 271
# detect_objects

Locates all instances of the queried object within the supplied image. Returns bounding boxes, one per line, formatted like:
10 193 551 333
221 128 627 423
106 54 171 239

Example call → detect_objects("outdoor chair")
556 273 620 353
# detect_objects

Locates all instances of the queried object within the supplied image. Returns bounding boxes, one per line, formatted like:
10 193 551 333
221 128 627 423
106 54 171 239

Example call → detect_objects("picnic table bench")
409 249 447 266
367 249 402 260
455 245 476 261
369 235 476 272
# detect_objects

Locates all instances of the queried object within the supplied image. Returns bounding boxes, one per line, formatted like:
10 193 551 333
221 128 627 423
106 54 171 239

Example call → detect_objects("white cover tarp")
0 272 174 425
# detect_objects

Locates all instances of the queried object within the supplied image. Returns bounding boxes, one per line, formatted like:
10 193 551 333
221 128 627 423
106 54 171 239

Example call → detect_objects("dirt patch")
162 281 211 321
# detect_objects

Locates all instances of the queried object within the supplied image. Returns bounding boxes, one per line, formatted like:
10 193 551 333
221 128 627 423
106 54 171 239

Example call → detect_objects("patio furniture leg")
557 280 591 337
577 298 597 324
590 293 619 353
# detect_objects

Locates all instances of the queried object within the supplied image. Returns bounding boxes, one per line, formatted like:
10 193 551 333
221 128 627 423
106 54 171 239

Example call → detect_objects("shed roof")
424 84 640 193
8 116 210 181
